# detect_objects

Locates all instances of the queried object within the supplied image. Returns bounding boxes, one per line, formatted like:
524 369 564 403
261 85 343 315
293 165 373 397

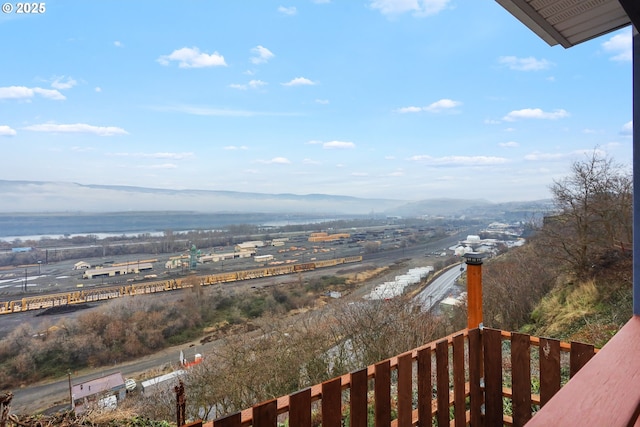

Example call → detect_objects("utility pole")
68 371 73 411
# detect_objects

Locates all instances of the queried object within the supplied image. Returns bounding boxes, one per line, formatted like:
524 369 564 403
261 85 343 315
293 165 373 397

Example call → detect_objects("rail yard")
0 256 362 315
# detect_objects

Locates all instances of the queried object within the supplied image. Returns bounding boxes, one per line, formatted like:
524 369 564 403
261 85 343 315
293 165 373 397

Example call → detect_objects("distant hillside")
0 180 405 215
0 180 551 220
385 198 554 219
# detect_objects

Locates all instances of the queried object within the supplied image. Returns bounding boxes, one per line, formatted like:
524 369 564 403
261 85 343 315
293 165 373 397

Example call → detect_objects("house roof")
72 372 125 401
495 0 633 48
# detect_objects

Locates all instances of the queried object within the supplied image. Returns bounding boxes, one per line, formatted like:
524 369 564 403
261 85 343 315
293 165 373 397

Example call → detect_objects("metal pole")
633 29 640 316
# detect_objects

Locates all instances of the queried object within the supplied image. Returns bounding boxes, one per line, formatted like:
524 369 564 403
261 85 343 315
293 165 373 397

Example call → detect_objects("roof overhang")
495 0 634 48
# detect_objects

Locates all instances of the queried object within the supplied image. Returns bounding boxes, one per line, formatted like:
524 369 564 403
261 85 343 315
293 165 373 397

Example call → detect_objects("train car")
293 262 316 272
0 256 363 315
312 259 339 268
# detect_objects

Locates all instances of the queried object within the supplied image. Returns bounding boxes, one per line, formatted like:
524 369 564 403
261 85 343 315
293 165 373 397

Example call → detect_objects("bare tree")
327 297 445 369
541 151 632 277
481 243 555 330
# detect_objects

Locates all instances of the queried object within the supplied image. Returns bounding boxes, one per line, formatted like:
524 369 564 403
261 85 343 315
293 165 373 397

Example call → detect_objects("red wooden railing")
182 327 597 427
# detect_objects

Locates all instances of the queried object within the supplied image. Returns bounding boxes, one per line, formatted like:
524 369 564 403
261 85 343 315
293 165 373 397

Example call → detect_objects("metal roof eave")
495 0 632 48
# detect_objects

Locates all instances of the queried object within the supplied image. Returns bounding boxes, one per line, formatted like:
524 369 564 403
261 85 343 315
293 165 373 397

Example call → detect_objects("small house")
71 372 126 414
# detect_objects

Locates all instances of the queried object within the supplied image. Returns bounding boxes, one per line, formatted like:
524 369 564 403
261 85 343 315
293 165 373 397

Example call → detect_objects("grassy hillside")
522 253 633 348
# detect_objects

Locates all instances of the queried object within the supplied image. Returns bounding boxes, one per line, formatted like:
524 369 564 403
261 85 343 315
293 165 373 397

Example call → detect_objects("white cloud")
621 121 633 136
0 125 17 136
224 145 249 150
396 106 423 113
24 123 128 136
157 47 227 68
312 0 331 3
387 170 404 177
499 141 519 148
282 77 317 86
323 140 355 149
33 88 66 100
95 87 102 92
51 76 77 90
229 80 267 90
370 0 450 17
250 45 274 64
303 158 321 165
0 85 65 100
396 99 461 114
385 155 395 160
315 99 329 104
278 6 297 15
602 29 632 62
524 151 566 161
258 157 292 164
351 172 369 176
424 98 461 112
112 152 194 160
114 41 123 47
484 119 501 125
249 80 267 89
306 140 323 145
502 108 569 121
408 154 508 165
498 56 552 71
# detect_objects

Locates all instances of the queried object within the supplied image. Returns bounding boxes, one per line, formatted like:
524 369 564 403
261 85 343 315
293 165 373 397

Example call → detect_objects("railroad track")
0 256 362 315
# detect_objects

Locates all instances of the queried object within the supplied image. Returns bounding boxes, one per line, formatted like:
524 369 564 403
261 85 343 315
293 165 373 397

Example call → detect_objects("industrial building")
197 250 255 264
73 261 91 270
235 241 265 251
82 262 153 279
308 232 350 242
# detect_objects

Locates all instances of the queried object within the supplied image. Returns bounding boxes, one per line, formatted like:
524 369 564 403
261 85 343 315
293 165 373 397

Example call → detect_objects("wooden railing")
183 327 597 427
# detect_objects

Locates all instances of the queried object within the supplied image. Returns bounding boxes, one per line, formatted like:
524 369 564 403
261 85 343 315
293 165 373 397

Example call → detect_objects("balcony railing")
182 326 597 427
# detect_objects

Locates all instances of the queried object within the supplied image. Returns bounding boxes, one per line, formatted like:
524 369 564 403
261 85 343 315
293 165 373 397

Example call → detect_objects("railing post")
175 380 186 427
468 328 484 426
374 360 391 427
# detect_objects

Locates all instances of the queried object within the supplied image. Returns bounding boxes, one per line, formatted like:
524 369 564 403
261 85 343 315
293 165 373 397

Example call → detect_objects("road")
11 334 226 414
416 262 466 311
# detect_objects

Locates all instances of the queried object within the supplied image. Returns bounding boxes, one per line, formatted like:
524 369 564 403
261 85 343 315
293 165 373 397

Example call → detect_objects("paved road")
11 335 225 414
416 262 466 311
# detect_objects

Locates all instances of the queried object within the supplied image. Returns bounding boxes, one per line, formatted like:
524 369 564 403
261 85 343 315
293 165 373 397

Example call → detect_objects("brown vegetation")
0 273 354 389
125 296 447 422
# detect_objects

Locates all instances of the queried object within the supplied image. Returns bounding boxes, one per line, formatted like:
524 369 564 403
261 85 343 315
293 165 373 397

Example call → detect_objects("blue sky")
0 0 632 204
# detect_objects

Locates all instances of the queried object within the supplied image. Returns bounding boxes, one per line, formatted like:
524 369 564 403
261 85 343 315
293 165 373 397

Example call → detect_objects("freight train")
0 256 362 315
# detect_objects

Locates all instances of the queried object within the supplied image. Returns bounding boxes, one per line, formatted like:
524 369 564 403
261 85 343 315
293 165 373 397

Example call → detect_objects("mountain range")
0 179 551 218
